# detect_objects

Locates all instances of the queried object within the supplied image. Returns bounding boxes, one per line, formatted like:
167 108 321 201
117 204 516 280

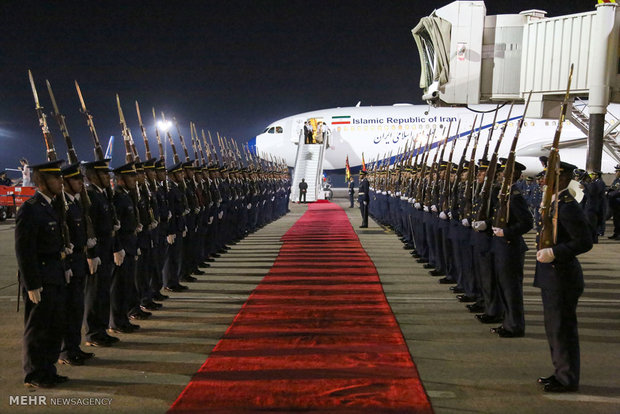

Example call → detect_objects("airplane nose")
247 137 257 155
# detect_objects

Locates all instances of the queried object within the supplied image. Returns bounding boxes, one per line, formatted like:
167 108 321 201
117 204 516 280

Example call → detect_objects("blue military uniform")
358 172 369 227
534 162 593 392
16 160 68 387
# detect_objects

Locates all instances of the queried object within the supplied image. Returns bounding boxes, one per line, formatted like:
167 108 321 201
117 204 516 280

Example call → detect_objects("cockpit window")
275 126 283 133
267 127 275 134
263 126 283 134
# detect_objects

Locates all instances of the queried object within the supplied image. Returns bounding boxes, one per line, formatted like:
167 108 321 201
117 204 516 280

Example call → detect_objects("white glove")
167 211 172 220
208 202 214 208
28 287 43 304
473 221 487 232
414 202 421 209
537 248 555 263
462 218 470 227
194 207 200 214
113 221 121 232
448 211 453 219
492 227 504 237
182 230 187 238
87 238 97 249
137 248 141 256
208 216 214 225
166 234 176 245
136 223 143 233
439 211 448 220
183 209 190 216
363 201 368 206
408 197 413 203
149 220 159 230
87 257 101 274
113 249 125 266
64 243 74 256
247 203 252 209
423 206 429 212
64 269 73 284
431 205 438 213
218 211 224 219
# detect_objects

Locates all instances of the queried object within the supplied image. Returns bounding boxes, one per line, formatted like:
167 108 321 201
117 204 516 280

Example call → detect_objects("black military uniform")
608 164 620 239
109 162 140 333
534 161 593 392
358 171 369 227
58 163 94 365
348 178 355 208
16 160 68 388
163 162 187 292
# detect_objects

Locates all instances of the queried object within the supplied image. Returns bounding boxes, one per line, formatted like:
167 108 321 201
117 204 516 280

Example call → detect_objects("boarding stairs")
568 99 620 164
290 130 327 203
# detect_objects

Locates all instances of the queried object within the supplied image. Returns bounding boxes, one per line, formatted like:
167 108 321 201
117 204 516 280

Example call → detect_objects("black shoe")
103 333 119 343
416 258 429 264
198 262 208 267
543 377 578 393
181 275 198 282
77 349 95 359
211 253 221 258
608 234 620 240
475 314 503 324
450 287 465 294
153 292 169 301
423 263 435 269
497 328 524 338
436 275 452 282
53 374 69 384
466 303 485 313
457 294 477 303
24 378 56 388
403 243 415 250
58 355 84 366
537 375 555 385
194 269 206 275
85 338 112 347
108 326 134 334
127 322 140 330
205 258 215 262
129 312 150 321
411 253 420 258
164 285 185 292
359 225 368 228
141 303 161 312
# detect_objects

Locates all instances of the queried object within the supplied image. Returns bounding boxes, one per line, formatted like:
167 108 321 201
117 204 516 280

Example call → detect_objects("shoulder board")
561 193 575 203
512 189 521 196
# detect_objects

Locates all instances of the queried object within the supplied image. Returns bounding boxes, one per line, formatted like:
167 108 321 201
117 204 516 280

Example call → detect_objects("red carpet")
169 202 433 413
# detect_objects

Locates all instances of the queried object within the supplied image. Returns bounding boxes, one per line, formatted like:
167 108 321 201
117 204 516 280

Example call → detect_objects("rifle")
481 105 501 162
152 108 165 161
427 122 452 207
116 94 136 163
475 102 515 222
207 131 220 165
494 91 533 228
28 70 71 251
162 112 180 164
449 116 477 213
135 101 153 160
463 116 485 219
440 120 461 212
75 81 105 161
46 79 96 240
539 65 574 249
415 128 435 203
173 118 191 162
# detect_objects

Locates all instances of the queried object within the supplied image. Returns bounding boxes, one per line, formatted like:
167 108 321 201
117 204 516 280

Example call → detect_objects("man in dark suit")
298 178 308 203
347 176 355 208
608 164 620 239
358 171 369 227
16 160 69 388
535 161 593 393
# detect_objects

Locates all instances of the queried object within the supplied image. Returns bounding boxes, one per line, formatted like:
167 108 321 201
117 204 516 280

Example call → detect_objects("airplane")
249 102 620 176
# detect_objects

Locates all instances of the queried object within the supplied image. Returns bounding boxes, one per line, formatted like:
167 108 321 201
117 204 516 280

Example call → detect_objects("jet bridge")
412 0 620 169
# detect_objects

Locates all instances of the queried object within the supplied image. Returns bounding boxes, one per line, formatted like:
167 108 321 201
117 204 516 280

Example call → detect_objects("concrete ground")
0 199 618 413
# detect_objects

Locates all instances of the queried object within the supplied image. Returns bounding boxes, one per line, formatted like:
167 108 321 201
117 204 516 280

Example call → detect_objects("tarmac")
0 198 619 413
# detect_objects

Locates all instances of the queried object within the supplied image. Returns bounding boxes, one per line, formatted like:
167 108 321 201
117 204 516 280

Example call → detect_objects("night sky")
0 0 596 173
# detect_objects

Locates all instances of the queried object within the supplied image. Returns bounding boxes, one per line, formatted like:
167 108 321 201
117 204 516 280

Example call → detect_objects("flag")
361 152 367 172
345 155 351 182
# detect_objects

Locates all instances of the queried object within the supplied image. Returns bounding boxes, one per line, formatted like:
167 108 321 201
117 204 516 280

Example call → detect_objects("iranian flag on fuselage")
331 115 351 125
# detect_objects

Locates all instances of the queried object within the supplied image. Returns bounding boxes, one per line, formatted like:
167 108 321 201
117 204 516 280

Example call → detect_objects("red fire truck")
0 185 36 221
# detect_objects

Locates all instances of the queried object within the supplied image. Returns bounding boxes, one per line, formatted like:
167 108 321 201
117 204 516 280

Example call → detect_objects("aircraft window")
276 126 283 133
267 127 275 134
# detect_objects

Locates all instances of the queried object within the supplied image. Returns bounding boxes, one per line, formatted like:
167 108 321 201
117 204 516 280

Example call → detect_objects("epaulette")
512 189 521 196
561 193 575 203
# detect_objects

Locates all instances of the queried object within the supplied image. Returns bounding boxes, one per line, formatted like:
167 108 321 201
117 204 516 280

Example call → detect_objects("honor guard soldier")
82 159 120 347
535 161 593 392
108 162 141 334
58 163 95 365
489 160 533 338
348 176 355 208
358 170 369 227
151 159 171 300
608 164 620 239
163 162 188 292
16 160 70 388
